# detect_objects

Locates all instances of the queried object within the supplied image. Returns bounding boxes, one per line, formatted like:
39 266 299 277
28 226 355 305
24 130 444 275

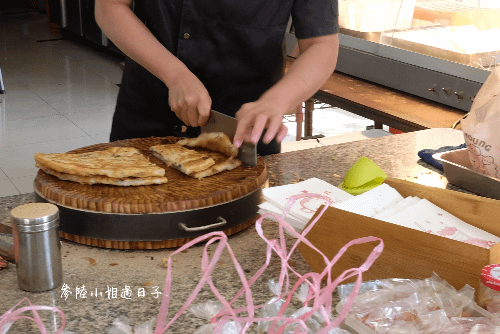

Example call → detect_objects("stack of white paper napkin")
332 184 500 249
258 178 354 233
259 179 500 248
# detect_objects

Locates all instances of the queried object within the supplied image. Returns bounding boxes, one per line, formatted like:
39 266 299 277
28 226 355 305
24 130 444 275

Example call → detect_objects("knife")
200 110 257 166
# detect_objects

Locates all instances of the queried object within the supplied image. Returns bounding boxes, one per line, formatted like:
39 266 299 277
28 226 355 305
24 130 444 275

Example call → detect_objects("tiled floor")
0 10 123 197
0 9 387 197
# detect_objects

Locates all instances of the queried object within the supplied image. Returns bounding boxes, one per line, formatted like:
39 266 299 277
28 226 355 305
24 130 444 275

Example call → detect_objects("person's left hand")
233 99 288 148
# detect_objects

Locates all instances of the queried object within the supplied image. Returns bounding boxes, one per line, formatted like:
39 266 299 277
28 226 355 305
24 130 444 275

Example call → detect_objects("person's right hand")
167 70 212 128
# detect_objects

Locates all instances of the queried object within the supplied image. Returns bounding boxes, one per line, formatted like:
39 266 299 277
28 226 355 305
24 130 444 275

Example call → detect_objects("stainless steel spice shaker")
11 203 63 292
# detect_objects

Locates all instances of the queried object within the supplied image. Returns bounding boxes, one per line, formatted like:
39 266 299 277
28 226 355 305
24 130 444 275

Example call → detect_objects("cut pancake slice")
150 145 241 179
34 147 165 178
150 144 215 176
176 132 238 158
191 153 242 179
37 162 168 186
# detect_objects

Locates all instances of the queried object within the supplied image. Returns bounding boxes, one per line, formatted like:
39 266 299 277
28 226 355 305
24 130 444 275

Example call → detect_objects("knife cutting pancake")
177 132 238 158
200 110 258 166
150 137 242 179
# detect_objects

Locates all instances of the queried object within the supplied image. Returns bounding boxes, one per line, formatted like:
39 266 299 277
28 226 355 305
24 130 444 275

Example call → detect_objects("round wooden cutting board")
33 136 268 249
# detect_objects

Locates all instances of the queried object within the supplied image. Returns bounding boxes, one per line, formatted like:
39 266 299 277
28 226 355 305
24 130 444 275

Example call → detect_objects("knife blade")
200 110 257 166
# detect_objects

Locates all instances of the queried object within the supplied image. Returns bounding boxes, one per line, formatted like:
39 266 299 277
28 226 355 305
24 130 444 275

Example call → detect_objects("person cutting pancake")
95 0 339 156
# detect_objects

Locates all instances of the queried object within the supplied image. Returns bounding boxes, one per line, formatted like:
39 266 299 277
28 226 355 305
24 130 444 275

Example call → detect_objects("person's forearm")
96 0 212 127
94 0 188 87
260 34 339 114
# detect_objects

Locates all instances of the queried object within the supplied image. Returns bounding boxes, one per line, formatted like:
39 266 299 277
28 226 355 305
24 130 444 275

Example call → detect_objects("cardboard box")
297 177 500 293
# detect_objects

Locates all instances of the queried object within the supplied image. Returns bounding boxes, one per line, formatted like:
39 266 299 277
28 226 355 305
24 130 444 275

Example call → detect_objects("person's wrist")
257 93 291 118
159 63 190 89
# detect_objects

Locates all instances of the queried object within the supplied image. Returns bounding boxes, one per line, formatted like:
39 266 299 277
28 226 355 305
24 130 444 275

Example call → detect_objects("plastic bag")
256 280 286 333
191 321 241 334
336 273 500 333
105 316 156 334
189 300 224 321
189 301 241 334
461 67 500 178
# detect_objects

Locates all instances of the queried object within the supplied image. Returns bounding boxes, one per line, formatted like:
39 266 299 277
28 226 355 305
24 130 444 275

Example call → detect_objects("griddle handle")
179 217 227 232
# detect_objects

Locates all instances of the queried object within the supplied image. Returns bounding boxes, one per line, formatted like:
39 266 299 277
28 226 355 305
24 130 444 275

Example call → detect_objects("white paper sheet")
382 198 500 248
262 178 354 223
257 201 306 231
374 196 421 220
261 180 500 249
332 183 405 218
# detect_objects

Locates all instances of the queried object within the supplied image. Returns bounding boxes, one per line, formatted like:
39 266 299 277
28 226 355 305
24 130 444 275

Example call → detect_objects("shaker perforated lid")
481 264 500 291
11 203 59 225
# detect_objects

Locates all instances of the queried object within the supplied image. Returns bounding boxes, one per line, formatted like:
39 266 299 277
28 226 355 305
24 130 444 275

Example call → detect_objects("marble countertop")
0 128 467 333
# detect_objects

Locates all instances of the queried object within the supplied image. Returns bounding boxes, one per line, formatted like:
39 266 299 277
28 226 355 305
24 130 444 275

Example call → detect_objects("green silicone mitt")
338 157 387 195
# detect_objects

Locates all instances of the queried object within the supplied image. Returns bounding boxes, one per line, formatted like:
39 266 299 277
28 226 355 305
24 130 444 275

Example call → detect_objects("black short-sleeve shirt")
110 0 339 143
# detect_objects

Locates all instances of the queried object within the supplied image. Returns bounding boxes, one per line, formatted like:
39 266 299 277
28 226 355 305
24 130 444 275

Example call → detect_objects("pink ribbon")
0 297 66 334
1 193 384 333
154 193 384 334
